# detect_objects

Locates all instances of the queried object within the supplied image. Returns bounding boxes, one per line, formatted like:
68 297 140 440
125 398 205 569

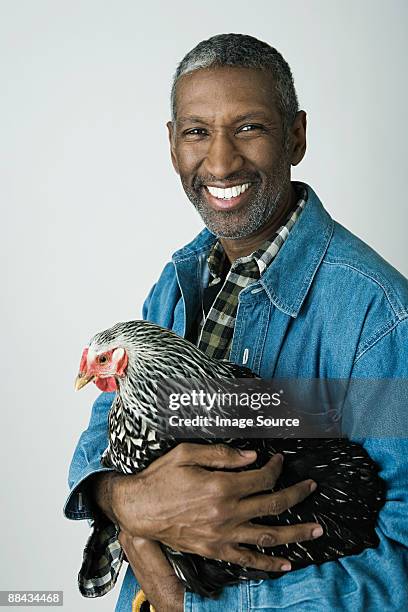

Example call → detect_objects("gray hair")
170 33 299 136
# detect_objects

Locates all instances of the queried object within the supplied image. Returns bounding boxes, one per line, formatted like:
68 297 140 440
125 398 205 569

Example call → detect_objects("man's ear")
166 121 179 175
290 111 307 167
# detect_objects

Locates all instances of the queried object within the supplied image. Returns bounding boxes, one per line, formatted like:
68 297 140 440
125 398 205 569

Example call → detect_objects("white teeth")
207 182 251 200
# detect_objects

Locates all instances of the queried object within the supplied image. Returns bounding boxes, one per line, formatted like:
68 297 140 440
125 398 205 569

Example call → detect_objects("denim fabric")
64 183 408 611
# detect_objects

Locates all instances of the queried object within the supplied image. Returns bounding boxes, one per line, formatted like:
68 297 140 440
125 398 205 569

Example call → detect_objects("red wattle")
94 377 117 392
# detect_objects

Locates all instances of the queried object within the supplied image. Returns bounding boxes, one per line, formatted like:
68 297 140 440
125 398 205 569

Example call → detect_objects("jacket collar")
172 182 334 318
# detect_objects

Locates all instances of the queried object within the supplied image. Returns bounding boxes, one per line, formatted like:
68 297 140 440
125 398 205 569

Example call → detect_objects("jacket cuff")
63 458 115 520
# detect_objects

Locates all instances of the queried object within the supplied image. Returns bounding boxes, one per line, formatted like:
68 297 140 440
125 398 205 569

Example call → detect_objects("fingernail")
309 481 317 492
274 453 284 463
239 450 257 457
280 563 291 571
312 526 323 538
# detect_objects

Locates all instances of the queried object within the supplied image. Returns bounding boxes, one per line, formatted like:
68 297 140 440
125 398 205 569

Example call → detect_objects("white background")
1 1 407 610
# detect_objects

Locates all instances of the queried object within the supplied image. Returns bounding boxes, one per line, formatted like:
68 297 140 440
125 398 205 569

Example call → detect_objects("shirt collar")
257 183 334 317
172 182 334 318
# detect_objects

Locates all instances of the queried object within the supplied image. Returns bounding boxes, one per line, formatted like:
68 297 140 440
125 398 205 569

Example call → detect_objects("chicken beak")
75 373 95 391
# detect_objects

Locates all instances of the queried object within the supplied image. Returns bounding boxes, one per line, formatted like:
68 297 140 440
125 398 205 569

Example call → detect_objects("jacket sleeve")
63 284 157 521
347 318 408 550
326 318 408 609
63 391 115 520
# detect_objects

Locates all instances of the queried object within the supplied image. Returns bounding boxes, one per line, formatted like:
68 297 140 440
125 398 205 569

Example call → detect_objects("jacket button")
243 348 249 365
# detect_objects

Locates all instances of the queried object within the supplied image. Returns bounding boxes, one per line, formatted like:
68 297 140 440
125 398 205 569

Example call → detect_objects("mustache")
193 173 260 190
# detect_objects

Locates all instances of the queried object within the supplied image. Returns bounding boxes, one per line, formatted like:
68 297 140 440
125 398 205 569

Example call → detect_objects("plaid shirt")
197 185 307 360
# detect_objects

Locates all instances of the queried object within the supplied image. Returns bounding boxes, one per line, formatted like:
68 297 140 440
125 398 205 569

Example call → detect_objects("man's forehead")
175 66 280 123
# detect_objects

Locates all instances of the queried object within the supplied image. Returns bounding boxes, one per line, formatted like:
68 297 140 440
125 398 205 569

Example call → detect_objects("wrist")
155 589 184 612
107 472 126 523
110 472 144 532
91 471 125 523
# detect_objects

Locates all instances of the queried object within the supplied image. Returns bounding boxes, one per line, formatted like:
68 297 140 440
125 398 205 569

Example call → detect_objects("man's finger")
171 442 258 469
223 545 292 573
234 522 323 548
232 454 284 497
238 479 316 520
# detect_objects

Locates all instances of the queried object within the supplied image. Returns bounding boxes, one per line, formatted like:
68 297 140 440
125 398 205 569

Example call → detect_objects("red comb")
79 348 89 372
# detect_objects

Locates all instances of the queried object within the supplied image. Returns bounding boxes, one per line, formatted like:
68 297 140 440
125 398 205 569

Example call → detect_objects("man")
64 34 408 611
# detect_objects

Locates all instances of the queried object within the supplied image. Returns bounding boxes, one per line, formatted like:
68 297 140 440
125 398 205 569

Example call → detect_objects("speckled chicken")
75 320 385 599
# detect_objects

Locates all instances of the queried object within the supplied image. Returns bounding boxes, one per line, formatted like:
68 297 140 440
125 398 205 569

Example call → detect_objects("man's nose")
202 133 245 179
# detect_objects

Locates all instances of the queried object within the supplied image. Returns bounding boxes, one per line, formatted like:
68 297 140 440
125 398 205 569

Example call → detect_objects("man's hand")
118 534 184 612
95 443 323 573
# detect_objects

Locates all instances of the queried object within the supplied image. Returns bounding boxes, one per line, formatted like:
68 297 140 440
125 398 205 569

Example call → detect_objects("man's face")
167 66 298 239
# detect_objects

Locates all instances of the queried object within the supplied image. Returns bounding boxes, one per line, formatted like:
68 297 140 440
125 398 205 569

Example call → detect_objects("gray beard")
181 150 290 239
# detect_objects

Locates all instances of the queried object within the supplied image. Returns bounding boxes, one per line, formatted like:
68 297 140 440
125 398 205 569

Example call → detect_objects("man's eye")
238 124 263 133
183 128 207 137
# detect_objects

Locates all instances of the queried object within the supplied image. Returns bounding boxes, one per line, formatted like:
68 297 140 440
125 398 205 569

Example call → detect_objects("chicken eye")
98 355 108 364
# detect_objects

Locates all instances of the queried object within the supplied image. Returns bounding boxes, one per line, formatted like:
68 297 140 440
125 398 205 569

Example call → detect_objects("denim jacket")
64 183 408 611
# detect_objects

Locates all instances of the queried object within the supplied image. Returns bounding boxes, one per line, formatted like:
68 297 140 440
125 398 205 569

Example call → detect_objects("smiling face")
167 66 306 239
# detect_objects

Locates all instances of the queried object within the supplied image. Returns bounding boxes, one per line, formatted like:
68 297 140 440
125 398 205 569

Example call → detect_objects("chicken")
75 320 385 599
